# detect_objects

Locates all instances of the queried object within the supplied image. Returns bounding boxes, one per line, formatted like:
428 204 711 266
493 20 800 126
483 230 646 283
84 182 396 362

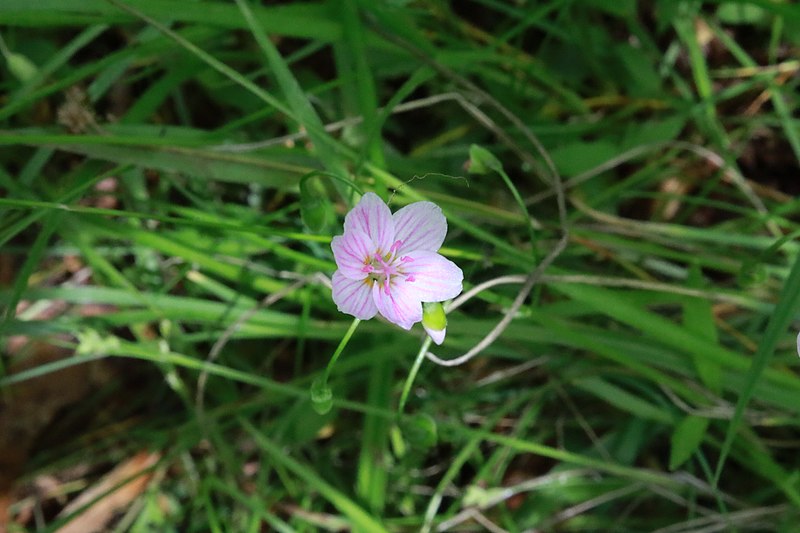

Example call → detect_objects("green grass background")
1 0 800 531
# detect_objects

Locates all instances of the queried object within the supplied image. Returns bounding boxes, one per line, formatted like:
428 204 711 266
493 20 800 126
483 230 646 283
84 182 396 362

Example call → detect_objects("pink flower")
331 192 463 340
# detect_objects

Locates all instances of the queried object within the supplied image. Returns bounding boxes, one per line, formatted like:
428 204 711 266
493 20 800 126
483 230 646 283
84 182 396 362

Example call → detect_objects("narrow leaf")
715 251 800 485
669 415 709 470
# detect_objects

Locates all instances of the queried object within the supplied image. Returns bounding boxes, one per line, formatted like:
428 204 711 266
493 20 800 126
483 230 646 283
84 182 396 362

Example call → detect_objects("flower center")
361 240 415 294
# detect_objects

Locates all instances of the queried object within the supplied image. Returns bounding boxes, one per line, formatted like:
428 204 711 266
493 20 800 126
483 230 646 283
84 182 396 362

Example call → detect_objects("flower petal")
393 201 447 254
343 192 394 254
332 270 378 320
331 229 373 280
401 251 463 302
423 324 447 345
373 280 423 330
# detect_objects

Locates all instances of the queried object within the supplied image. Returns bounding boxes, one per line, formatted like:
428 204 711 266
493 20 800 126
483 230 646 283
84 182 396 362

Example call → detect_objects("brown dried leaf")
56 451 160 533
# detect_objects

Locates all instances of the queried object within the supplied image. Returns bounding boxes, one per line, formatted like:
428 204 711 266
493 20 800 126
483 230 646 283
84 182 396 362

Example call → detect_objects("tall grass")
1 1 799 531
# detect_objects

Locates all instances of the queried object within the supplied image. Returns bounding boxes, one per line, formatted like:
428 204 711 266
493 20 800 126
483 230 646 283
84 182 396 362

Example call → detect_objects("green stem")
397 335 433 416
311 318 361 414
496 166 539 262
299 170 364 197
323 317 361 383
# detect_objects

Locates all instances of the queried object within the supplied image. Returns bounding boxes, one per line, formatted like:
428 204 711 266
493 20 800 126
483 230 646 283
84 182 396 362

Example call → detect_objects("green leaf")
716 4 769 25
669 415 709 470
240 418 389 533
235 0 350 186
621 116 686 150
5 50 38 82
0 0 343 40
615 44 661 96
576 377 672 424
1 133 310 187
683 265 722 394
715 250 800 496
282 399 333 445
356 356 395 513
584 0 636 17
550 141 618 176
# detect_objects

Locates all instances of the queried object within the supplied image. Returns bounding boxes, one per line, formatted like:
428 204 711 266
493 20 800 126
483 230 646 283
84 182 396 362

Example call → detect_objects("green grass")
2 1 800 531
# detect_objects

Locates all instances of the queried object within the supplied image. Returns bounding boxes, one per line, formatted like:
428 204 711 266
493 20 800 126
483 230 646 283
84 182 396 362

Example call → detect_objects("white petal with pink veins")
331 270 378 320
343 192 394 254
401 250 463 302
373 280 423 330
392 201 447 255
331 229 373 281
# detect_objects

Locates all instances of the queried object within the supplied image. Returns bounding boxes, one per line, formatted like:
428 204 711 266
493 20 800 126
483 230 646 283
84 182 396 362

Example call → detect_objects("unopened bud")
468 144 502 175
422 301 447 345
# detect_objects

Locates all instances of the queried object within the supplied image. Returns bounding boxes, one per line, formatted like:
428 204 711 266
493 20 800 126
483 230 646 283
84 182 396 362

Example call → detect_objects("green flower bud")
422 302 448 345
299 173 333 232
422 301 447 330
300 194 333 232
310 377 333 415
468 144 502 175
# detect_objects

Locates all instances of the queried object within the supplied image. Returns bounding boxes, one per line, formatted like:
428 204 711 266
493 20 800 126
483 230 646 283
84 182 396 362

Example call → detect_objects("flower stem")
311 318 360 414
397 335 433 416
